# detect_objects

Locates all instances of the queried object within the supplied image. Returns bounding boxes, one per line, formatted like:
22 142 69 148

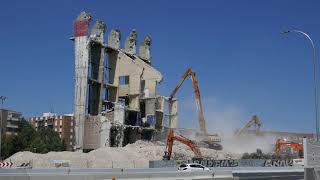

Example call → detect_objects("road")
235 172 304 180
0 167 305 180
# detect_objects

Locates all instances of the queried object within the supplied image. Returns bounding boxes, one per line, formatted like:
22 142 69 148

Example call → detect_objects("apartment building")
30 113 75 150
0 109 21 136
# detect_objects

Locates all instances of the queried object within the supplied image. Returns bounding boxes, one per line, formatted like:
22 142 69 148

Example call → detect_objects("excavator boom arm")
169 68 208 134
164 130 202 160
236 115 261 136
190 72 207 134
169 69 192 100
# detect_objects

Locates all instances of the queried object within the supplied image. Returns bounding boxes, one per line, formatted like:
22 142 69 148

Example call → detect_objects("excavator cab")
275 138 304 158
163 151 171 160
196 132 222 150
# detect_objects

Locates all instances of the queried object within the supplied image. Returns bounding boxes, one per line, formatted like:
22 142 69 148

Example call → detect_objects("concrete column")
92 21 106 114
124 30 137 54
73 12 92 150
100 116 111 147
139 35 152 62
108 29 121 49
169 100 178 128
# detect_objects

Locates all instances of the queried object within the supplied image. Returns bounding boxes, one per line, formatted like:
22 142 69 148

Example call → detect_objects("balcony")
6 123 18 129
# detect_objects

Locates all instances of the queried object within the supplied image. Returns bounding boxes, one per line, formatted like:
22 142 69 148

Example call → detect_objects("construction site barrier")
0 162 13 168
149 159 299 168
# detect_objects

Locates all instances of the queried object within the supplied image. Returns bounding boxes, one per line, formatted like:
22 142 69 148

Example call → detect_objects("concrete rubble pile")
6 140 238 168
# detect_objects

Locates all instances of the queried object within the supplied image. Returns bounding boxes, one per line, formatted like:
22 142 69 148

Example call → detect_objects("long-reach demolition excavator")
163 129 202 160
236 115 262 136
275 138 303 158
169 68 222 150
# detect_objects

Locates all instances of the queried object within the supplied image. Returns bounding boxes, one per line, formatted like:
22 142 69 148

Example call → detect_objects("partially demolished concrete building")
72 12 178 150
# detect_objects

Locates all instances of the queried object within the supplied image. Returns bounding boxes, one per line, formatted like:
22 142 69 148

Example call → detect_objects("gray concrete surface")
0 167 305 180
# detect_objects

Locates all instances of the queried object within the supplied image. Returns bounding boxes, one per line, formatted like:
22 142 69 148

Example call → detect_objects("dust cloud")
181 96 276 155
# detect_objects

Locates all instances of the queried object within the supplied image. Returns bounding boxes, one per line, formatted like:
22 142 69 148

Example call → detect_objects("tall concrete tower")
73 12 92 150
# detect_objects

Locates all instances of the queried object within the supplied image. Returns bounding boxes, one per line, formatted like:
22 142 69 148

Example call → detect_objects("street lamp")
282 29 319 141
0 96 6 160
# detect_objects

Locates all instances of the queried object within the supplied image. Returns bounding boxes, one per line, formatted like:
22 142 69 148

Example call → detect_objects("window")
55 120 58 126
71 121 73 126
190 164 204 168
179 164 187 168
54 128 57 132
196 165 204 168
60 120 62 125
70 135 73 139
70 129 73 133
119 76 129 85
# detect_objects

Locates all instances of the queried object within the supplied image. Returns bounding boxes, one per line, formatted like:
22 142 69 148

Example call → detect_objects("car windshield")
190 164 199 168
179 164 187 168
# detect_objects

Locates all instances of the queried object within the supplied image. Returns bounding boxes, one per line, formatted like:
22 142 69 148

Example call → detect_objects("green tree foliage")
1 118 66 159
241 149 273 159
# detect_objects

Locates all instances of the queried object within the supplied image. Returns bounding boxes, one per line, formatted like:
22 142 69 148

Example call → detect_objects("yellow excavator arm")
236 115 262 136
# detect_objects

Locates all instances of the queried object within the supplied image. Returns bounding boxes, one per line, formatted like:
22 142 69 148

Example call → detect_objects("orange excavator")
275 138 304 158
163 129 202 160
169 68 222 150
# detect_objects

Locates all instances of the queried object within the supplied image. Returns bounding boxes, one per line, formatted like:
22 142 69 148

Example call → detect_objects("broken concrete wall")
124 30 137 54
169 99 178 128
109 125 124 147
99 116 111 148
155 96 165 129
107 49 162 110
87 20 106 116
145 98 156 128
83 115 101 150
114 103 125 125
139 35 152 63
108 29 121 49
90 20 106 43
128 95 140 111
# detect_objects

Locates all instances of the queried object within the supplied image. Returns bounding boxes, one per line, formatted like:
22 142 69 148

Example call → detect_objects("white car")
178 163 210 172
293 158 304 166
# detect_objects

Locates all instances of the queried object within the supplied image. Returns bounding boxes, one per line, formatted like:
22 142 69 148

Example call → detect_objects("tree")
1 118 66 159
35 128 65 152
1 136 15 159
13 119 37 152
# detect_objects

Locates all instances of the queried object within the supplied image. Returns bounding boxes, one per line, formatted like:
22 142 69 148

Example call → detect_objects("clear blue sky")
1 0 320 133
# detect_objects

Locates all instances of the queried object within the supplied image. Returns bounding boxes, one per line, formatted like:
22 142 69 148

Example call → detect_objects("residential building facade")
0 109 21 136
29 113 75 150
